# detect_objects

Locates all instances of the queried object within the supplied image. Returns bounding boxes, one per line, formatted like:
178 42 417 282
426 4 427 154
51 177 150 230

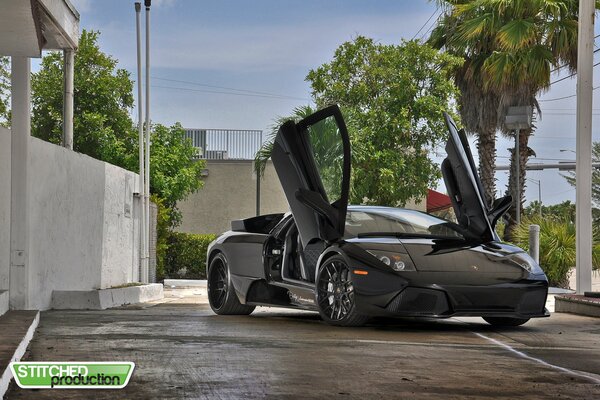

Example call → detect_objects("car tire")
208 253 255 315
315 255 369 327
483 317 530 327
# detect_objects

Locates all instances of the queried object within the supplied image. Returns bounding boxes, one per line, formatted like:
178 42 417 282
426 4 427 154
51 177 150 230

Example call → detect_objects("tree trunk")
476 129 497 208
504 129 530 242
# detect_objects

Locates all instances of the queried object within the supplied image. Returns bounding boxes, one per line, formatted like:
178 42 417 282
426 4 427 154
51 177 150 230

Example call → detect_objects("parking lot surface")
6 289 600 399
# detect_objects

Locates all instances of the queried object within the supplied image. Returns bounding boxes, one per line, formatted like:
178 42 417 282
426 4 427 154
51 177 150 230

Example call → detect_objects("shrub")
165 232 217 279
151 195 170 281
512 216 600 288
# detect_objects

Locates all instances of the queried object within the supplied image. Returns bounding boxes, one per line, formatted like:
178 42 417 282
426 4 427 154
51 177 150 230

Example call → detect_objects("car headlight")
507 252 544 275
366 250 416 272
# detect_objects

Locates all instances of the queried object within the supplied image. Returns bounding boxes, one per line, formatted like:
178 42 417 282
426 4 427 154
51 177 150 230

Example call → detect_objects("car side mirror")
488 195 512 229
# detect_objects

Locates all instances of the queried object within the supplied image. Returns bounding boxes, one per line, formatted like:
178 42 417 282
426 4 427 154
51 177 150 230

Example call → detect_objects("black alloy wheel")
207 253 255 315
316 255 368 327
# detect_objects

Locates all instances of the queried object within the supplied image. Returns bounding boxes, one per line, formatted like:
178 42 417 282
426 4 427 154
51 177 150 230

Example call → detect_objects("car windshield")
344 208 464 239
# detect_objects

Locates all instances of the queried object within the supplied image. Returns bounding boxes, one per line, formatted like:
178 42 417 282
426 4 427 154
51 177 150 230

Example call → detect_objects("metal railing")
184 128 263 160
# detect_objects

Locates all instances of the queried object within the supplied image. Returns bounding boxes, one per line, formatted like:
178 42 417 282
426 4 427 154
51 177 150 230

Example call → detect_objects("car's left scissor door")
271 105 351 247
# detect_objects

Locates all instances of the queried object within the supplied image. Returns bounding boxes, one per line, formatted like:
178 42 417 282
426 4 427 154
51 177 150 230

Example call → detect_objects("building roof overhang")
0 0 79 57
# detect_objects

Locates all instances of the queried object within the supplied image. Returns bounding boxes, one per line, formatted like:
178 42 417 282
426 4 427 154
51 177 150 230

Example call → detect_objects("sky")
59 0 600 207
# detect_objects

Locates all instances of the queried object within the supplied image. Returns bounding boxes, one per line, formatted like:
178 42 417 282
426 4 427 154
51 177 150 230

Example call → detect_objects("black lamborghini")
206 105 549 327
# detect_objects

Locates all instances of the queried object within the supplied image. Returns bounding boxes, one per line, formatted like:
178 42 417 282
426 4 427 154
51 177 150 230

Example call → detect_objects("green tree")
524 200 576 222
255 105 344 202
31 29 205 227
0 56 9 126
254 105 316 178
430 0 581 240
31 29 136 168
148 123 205 226
306 37 461 206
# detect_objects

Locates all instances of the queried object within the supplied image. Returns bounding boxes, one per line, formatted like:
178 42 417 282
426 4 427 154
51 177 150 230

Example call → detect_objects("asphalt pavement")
5 288 600 399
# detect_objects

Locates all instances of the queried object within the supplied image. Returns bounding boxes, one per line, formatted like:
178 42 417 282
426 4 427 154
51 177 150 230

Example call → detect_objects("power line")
542 112 600 115
150 76 307 100
411 6 439 40
549 60 600 85
550 34 600 73
538 86 600 102
150 84 311 101
420 9 442 40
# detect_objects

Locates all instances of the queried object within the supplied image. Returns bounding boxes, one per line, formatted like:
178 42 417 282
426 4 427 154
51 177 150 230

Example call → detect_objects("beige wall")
176 159 429 235
177 160 289 234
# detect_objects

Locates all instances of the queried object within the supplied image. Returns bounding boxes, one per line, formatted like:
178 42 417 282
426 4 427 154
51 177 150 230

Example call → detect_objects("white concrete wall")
28 137 139 309
0 127 10 292
100 163 137 288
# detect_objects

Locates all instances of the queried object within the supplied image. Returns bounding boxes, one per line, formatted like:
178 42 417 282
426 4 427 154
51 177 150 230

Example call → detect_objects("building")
175 128 443 234
176 128 289 234
0 0 154 314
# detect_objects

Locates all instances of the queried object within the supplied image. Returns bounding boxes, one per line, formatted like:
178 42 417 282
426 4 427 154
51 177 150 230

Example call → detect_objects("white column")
576 0 594 294
62 49 75 150
9 56 31 309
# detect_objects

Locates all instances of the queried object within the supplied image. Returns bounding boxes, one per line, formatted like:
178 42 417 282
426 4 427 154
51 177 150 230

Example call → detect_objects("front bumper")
354 280 549 319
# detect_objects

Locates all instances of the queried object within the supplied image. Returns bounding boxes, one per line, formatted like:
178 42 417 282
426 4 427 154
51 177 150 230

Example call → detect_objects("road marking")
472 331 600 385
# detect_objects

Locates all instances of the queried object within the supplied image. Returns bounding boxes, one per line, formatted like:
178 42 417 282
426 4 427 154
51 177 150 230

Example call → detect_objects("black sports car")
206 105 549 327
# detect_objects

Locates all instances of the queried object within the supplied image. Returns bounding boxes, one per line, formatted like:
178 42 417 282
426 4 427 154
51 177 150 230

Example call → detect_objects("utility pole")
576 0 594 294
135 2 147 283
526 178 542 217
144 0 152 282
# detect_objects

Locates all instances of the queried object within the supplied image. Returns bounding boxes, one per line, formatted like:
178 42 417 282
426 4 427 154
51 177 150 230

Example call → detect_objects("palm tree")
254 104 345 200
430 0 579 239
254 105 316 179
430 16 502 209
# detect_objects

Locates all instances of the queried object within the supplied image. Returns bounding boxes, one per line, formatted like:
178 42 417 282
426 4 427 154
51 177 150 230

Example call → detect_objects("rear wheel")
208 253 255 315
483 317 530 327
316 255 369 327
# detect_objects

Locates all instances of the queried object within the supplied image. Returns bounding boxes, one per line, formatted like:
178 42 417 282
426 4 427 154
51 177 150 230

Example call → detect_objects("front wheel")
483 317 530 327
316 255 369 327
208 253 255 315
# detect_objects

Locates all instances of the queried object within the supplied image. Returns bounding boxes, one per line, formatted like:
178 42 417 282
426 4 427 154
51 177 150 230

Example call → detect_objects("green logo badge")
10 362 135 389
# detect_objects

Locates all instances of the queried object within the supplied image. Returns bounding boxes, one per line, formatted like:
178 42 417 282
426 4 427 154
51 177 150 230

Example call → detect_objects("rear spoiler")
231 213 285 234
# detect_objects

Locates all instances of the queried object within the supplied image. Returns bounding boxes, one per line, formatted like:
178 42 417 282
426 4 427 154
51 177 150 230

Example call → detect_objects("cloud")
99 12 433 73
152 0 177 8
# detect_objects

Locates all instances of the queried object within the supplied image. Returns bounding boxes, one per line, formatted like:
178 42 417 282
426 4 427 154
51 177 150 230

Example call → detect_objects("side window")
305 115 344 203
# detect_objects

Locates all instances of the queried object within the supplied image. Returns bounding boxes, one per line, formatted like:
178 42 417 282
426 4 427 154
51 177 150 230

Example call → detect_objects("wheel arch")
315 246 350 282
207 247 223 276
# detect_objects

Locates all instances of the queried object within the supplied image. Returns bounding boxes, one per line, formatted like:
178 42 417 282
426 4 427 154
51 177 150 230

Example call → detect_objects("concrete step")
163 279 207 288
0 291 8 317
555 294 600 317
51 283 164 310
0 310 39 398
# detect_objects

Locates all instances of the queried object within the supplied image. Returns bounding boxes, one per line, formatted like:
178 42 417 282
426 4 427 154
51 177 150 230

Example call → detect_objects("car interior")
264 216 324 285
281 223 324 284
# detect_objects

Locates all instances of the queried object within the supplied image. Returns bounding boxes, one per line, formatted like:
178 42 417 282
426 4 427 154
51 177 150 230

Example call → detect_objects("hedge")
165 232 217 280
